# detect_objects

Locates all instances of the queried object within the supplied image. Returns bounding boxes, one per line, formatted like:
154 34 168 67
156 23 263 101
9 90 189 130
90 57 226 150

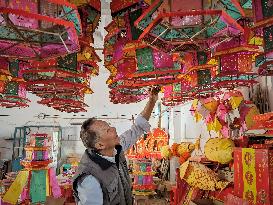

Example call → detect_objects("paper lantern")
256 51 273 76
38 97 87 113
0 59 30 108
69 0 101 11
135 0 244 53
109 86 148 104
162 80 192 106
22 54 93 95
204 138 235 164
110 0 140 14
212 36 260 89
109 89 148 104
136 47 154 73
37 93 88 113
188 66 219 98
253 0 273 22
179 161 230 191
3 133 61 204
0 1 80 59
132 159 156 196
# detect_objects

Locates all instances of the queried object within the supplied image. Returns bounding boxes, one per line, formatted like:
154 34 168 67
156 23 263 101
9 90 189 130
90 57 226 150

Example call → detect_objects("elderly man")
73 88 159 205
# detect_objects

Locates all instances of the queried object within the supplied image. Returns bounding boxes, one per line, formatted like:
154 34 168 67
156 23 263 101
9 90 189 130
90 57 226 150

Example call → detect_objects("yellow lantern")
204 138 235 164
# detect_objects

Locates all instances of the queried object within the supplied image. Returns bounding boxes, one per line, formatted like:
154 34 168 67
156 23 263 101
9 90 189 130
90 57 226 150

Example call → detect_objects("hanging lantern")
134 0 244 53
177 51 219 98
0 82 30 108
38 94 88 113
110 0 140 14
22 54 93 95
190 67 219 98
162 80 192 106
110 91 148 104
0 59 30 108
104 0 146 78
0 1 81 59
252 1 273 60
124 47 182 88
0 58 12 83
70 0 100 36
76 2 102 68
256 51 273 75
109 87 148 104
69 0 101 11
1 0 82 33
104 0 144 71
107 42 182 89
253 0 273 22
211 34 260 89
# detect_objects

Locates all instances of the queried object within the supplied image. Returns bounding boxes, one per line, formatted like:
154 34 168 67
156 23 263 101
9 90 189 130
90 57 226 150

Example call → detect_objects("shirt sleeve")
77 175 103 205
119 115 151 151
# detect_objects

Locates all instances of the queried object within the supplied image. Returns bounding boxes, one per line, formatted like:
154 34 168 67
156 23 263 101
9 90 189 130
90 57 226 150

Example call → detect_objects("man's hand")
141 86 161 120
149 86 160 102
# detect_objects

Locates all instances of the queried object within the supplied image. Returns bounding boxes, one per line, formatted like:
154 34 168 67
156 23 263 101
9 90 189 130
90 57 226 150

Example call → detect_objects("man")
73 88 159 205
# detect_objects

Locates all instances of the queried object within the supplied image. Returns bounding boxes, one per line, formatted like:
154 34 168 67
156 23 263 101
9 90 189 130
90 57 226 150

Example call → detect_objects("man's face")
90 120 120 150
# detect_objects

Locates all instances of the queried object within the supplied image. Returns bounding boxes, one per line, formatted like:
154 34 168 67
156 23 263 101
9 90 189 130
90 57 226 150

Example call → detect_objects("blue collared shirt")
77 115 151 205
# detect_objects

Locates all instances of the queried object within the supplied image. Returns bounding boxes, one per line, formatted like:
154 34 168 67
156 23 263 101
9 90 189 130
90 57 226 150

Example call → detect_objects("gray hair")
80 118 99 149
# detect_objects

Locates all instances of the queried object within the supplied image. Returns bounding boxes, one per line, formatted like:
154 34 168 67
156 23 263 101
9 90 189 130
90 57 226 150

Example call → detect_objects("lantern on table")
2 133 61 204
132 159 156 196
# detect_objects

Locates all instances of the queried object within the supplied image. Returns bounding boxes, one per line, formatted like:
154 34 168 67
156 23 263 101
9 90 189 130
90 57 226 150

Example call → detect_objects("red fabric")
210 186 234 202
234 148 244 201
225 193 249 205
234 148 273 205
170 169 192 205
